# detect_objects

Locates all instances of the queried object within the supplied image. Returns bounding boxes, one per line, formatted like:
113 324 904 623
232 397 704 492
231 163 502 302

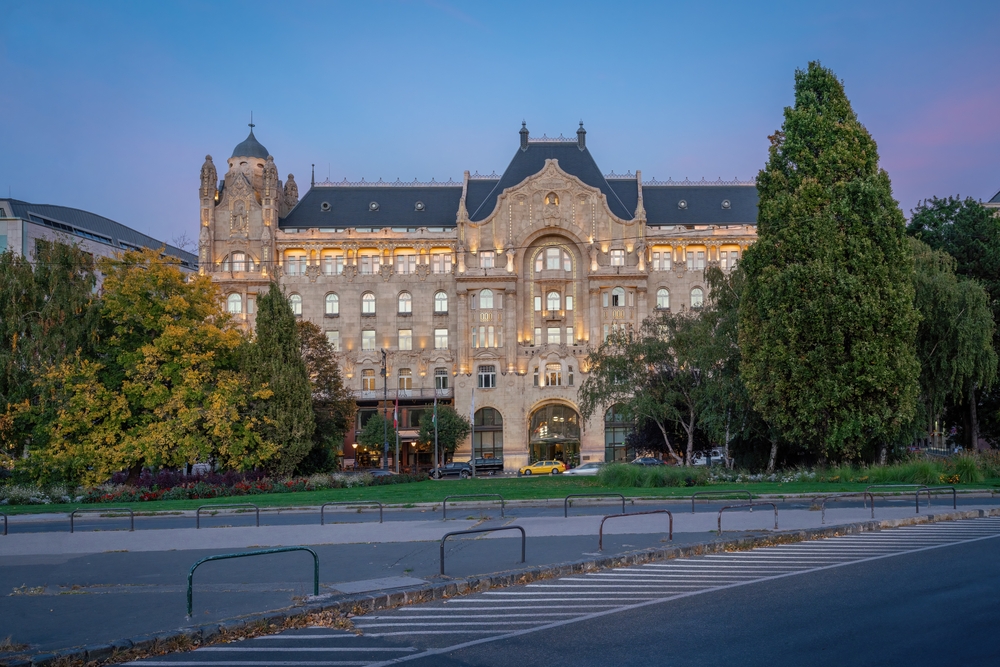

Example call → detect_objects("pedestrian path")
124 517 1000 667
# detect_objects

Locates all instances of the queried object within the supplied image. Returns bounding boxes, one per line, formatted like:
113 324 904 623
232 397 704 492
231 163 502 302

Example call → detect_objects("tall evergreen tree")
739 62 920 463
296 320 356 473
246 283 315 475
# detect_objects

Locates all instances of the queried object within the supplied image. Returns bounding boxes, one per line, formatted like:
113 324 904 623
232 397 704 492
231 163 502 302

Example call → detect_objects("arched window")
611 287 625 307
434 291 448 313
474 408 504 460
227 293 243 314
398 291 412 314
691 287 704 309
480 289 493 309
656 288 670 310
325 293 339 316
547 291 560 311
534 247 572 272
289 293 302 316
231 252 246 272
362 292 376 315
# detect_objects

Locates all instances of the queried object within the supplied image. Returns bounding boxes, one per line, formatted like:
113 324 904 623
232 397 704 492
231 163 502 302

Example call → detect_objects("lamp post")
381 348 389 471
352 443 357 470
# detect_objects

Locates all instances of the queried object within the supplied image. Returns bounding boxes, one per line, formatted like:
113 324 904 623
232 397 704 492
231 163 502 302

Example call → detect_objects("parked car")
518 460 566 475
630 457 665 466
563 462 604 476
469 458 504 476
368 469 397 477
691 449 727 466
431 462 473 479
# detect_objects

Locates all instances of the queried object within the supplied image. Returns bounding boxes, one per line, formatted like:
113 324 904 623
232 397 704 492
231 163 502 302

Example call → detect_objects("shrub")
597 463 709 488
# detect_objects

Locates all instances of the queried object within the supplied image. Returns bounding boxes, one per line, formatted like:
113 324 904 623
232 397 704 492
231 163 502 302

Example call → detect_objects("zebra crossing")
126 517 1000 667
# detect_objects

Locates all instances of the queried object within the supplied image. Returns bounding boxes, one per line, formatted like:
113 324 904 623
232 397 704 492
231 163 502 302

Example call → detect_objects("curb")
4 507 999 666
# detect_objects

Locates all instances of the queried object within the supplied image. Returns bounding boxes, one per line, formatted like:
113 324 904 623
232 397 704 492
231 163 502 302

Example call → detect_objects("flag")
393 395 398 430
433 395 437 424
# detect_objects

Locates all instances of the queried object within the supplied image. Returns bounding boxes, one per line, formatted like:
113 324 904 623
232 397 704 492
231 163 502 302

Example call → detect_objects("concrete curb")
4 507 999 667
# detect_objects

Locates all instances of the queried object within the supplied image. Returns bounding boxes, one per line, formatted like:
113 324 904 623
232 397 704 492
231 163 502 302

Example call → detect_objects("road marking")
128 663 375 666
360 613 584 619
199 648 415 653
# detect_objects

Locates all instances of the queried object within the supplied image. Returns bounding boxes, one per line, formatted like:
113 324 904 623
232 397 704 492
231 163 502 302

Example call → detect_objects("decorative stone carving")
284 174 299 209
200 155 217 199
230 200 249 236
199 224 210 268
505 241 516 273
263 156 279 197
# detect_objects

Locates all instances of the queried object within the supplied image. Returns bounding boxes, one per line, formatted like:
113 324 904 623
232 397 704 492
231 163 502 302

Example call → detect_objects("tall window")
289 294 302 315
534 327 542 346
535 247 572 272
566 327 574 344
480 251 495 269
326 330 340 352
434 328 448 349
398 292 412 314
656 288 670 310
434 367 449 390
478 365 496 389
568 365 574 386
605 405 633 462
360 253 380 274
431 253 452 274
610 249 625 266
547 327 560 345
227 293 242 314
322 253 344 275
398 329 412 351
325 293 340 316
686 250 706 271
362 369 376 391
434 291 449 313
566 295 573 311
480 289 494 309
691 287 704 309
362 330 376 350
231 252 247 272
361 292 376 315
611 287 625 307
398 368 412 391
473 408 504 460
546 363 562 386
547 291 560 311
247 296 255 315
652 250 671 271
395 254 416 274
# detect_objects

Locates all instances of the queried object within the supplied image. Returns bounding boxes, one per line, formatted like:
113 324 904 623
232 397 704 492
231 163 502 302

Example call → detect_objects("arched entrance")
529 404 581 466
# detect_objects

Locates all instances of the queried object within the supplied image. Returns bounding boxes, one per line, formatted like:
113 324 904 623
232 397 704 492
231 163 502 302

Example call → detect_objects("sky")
1 0 998 246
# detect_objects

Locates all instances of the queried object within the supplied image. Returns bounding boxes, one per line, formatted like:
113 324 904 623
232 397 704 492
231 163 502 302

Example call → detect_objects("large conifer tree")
738 62 919 462
247 283 315 474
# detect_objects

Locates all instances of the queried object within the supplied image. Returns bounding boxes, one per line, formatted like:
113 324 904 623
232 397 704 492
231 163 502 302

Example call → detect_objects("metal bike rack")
320 501 384 525
442 494 505 519
196 503 260 529
187 546 318 616
598 510 673 551
864 485 928 513
0 512 7 536
916 486 957 512
691 490 752 513
439 526 525 575
718 502 778 533
564 493 626 518
70 507 134 533
815 492 875 523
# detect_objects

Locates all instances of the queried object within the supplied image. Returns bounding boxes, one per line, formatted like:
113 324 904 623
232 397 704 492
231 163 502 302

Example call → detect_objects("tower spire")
249 111 255 130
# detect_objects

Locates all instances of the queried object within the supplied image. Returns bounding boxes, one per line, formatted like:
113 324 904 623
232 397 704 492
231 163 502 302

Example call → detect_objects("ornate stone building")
200 123 758 470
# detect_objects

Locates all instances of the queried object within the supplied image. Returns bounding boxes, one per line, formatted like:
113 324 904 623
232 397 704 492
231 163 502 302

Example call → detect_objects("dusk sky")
1 0 998 246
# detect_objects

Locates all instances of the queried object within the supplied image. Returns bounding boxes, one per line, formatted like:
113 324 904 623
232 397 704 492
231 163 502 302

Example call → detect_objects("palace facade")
199 123 758 471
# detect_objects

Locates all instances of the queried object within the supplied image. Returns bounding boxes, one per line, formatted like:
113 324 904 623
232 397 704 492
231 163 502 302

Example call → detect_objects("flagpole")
394 395 400 474
433 395 439 475
470 385 476 478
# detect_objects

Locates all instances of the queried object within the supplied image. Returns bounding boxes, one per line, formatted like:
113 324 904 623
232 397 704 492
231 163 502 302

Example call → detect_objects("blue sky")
1 0 998 245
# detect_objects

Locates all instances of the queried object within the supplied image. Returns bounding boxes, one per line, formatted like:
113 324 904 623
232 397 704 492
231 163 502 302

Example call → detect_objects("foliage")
357 412 397 457
596 463 710 488
738 61 920 463
243 283 315 475
416 405 471 465
296 321 356 473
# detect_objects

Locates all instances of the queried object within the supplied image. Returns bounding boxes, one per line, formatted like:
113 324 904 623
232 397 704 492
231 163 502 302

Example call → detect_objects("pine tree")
246 283 315 475
738 62 920 463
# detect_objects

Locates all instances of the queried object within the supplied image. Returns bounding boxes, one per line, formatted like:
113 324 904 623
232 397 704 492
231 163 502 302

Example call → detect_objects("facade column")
589 286 600 345
457 290 469 374
636 285 648 326
503 288 517 373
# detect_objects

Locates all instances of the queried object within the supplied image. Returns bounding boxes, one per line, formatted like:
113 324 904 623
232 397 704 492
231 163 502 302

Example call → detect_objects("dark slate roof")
4 199 198 267
990 188 1000 204
466 179 500 219
643 184 758 225
281 184 463 229
468 142 633 221
231 129 269 159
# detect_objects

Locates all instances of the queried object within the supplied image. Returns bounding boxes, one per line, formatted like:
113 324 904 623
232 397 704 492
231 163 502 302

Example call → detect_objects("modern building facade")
201 124 758 470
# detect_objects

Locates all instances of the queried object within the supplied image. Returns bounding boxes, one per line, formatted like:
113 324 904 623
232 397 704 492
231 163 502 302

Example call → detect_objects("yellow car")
518 460 567 476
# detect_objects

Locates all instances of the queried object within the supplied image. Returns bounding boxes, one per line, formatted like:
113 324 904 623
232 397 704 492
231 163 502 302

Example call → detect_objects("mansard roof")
615 177 758 225
990 188 1000 204
280 180 463 229
3 199 197 267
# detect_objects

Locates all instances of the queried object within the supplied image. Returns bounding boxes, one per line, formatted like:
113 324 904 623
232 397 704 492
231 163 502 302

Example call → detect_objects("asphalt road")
125 517 1000 666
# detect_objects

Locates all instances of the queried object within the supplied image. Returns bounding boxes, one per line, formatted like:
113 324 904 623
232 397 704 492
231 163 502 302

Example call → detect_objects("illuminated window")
289 293 302 315
480 289 494 309
362 330 376 350
434 291 448 313
610 249 625 266
322 253 344 275
398 368 412 391
360 253 380 274
566 326 574 344
546 363 562 386
656 288 670 310
361 292 376 315
398 329 412 351
480 251 495 269
325 293 339 316
547 291 560 311
534 327 542 346
435 368 449 390
231 252 246 272
227 293 242 314
547 327 560 345
398 292 412 314
691 287 704 309
395 254 416 274
611 287 625 307
326 330 340 351
434 328 448 349
566 295 573 311
362 369 376 391
535 247 572 272
652 250 671 271
431 253 452 274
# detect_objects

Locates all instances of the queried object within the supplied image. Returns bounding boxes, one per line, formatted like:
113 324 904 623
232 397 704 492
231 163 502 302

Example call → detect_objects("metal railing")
442 494 505 519
598 510 673 551
0 512 7 536
718 502 778 533
916 486 958 512
321 501 384 525
70 507 134 533
187 547 319 616
564 493 626 518
864 485 928 513
439 526 525 575
196 503 260 529
815 493 875 524
691 490 752 513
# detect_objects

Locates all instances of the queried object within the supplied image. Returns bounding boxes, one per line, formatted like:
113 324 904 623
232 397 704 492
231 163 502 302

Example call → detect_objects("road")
125 517 1000 666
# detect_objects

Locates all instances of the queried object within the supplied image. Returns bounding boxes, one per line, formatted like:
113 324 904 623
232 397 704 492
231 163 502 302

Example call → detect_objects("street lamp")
381 348 389 471
352 443 357 470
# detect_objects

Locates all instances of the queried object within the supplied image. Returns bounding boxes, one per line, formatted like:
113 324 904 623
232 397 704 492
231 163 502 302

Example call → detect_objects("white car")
563 462 604 476
692 449 727 466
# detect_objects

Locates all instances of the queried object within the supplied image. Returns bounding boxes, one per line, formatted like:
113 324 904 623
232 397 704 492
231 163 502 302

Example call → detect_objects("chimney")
577 121 587 151
520 121 529 151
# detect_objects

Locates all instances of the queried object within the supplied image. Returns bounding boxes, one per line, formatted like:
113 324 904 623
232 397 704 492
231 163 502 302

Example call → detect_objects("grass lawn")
3 477 998 515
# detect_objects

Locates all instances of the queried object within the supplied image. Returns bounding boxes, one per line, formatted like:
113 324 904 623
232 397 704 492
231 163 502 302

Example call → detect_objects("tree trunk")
766 436 778 473
655 420 683 465
969 385 980 452
124 463 143 486
878 443 887 466
685 413 696 467
724 411 732 470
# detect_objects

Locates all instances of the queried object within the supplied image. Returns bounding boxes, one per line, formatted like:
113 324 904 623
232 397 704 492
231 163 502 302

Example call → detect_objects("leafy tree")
296 321 356 473
357 412 396 463
244 283 315 475
739 62 920 464
416 404 471 467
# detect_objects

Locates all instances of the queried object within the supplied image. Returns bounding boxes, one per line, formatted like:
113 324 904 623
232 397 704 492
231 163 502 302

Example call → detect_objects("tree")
416 405 471 467
244 283 315 475
739 62 920 464
357 412 397 462
296 321 356 473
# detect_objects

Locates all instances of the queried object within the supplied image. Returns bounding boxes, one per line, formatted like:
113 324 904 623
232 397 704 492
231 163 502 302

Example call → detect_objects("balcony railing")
354 387 454 400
